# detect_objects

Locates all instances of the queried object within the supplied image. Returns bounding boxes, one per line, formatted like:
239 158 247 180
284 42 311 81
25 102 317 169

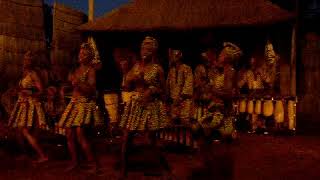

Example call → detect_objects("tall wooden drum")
104 93 119 124
263 100 274 117
288 100 296 130
255 100 262 115
274 100 284 123
247 100 254 114
239 99 247 113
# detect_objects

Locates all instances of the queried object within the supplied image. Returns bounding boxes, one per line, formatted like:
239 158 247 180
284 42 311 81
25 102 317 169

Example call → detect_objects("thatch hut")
79 0 295 31
78 0 300 131
51 3 87 84
78 0 295 90
0 0 47 91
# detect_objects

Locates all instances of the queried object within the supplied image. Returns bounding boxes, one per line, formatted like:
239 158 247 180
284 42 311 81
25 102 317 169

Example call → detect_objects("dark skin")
120 42 170 178
16 54 48 163
65 47 96 171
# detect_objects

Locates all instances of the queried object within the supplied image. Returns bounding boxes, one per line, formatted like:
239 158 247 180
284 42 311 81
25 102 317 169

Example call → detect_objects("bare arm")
30 71 43 93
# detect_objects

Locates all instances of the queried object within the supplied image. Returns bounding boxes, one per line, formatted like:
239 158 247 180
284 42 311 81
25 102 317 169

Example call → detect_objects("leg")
21 128 48 162
120 130 130 177
75 127 94 162
16 129 27 155
148 131 173 178
65 128 78 170
75 127 98 174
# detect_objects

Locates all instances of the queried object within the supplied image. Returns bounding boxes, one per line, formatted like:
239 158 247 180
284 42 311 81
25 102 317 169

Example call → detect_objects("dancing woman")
119 36 170 177
58 41 103 172
8 51 48 163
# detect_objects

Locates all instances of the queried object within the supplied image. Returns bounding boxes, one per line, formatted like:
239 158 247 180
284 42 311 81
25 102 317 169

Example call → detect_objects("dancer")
8 51 48 163
119 36 170 177
58 40 103 172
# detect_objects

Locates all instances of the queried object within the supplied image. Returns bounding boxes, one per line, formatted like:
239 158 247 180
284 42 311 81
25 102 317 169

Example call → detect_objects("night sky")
44 0 130 17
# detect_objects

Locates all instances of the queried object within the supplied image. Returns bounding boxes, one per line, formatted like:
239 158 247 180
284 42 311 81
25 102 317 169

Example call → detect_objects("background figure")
238 55 265 133
195 43 240 168
8 51 48 163
238 55 265 93
193 48 217 122
166 48 193 145
192 48 219 142
211 42 239 140
58 41 103 172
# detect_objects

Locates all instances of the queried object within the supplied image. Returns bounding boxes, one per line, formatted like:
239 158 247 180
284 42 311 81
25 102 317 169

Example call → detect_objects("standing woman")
119 36 170 177
58 41 103 171
8 51 48 163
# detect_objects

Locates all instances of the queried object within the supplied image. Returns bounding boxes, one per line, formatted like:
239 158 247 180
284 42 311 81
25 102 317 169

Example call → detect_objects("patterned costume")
238 68 264 90
194 42 241 138
58 96 103 128
8 70 47 129
193 64 212 121
167 63 193 125
119 63 168 131
58 42 103 128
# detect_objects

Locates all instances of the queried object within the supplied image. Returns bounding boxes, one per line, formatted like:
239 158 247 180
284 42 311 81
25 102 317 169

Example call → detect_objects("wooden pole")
88 0 94 22
290 24 297 96
290 0 299 97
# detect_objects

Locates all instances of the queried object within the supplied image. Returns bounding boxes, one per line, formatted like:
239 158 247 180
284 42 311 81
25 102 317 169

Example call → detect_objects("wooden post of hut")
88 0 95 21
289 0 299 132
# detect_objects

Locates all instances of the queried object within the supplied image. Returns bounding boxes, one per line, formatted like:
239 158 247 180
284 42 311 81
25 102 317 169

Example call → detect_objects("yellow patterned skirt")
8 95 48 129
119 93 169 131
170 99 193 125
58 96 103 128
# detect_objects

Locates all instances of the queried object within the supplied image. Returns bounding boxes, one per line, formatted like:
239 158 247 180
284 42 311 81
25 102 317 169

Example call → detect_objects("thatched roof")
78 0 296 31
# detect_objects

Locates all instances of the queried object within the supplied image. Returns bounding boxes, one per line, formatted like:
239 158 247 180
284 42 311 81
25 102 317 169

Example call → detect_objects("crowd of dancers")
3 35 287 177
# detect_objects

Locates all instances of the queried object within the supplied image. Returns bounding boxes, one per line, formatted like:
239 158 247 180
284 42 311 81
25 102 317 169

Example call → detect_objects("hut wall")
0 0 46 92
51 3 87 83
297 32 320 133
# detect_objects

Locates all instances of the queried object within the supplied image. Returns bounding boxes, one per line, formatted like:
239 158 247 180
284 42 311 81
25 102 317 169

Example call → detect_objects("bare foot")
83 162 98 174
64 162 78 172
32 156 49 164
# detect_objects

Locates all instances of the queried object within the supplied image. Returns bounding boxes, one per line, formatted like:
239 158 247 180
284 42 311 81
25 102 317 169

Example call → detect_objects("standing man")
166 48 193 145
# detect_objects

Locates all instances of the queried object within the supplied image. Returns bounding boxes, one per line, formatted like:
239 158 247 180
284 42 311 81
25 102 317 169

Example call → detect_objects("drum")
263 100 274 117
104 93 119 124
255 100 262 115
288 100 296 130
239 99 247 113
274 100 284 123
247 100 254 114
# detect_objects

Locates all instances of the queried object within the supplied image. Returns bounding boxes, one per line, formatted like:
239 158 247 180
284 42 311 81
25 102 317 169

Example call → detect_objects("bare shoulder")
195 64 205 72
29 70 40 79
182 64 192 71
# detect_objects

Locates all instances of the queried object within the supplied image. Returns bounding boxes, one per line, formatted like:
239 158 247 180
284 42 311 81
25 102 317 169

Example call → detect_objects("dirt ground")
0 125 320 180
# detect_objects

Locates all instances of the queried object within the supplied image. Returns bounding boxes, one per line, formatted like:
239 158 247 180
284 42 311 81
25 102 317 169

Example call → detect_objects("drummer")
238 53 265 133
238 53 265 94
166 48 193 144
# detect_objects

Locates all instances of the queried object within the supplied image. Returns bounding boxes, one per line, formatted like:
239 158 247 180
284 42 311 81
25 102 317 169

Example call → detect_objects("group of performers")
7 39 103 172
5 35 285 176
